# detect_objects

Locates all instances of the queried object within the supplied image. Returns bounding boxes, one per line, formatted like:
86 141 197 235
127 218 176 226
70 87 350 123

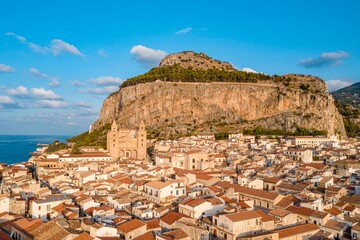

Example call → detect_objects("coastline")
0 135 70 165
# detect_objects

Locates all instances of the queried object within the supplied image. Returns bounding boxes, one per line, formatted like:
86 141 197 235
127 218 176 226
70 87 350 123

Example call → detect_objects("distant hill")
332 82 360 108
332 82 360 137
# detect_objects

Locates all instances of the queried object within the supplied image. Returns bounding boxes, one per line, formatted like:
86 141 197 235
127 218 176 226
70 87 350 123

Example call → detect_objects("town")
0 122 359 240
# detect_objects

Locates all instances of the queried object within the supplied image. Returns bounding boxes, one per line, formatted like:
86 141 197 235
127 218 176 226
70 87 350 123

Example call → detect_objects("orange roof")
276 223 319 238
163 229 189 240
286 205 314 216
145 181 173 189
269 209 292 218
12 218 43 231
161 212 189 225
133 231 155 240
180 198 207 207
231 184 280 201
196 174 213 180
236 201 251 209
73 232 94 240
51 202 65 213
264 177 280 184
117 219 146 234
206 198 223 205
0 230 12 240
324 207 342 216
146 219 160 230
224 210 263 222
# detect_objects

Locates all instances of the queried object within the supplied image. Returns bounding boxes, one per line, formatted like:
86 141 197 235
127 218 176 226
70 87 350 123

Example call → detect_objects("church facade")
107 120 147 160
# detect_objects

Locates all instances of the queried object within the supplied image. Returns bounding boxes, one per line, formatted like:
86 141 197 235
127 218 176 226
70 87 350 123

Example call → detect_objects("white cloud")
70 80 86 87
326 79 354 92
0 64 15 73
51 39 84 56
29 68 56 80
0 95 15 104
49 79 61 87
7 86 61 99
37 100 69 108
299 51 349 68
81 86 119 95
30 88 61 99
130 45 167 67
97 49 107 57
29 67 61 87
240 67 258 73
91 76 122 86
175 27 192 35
0 95 23 109
6 32 83 56
5 32 48 53
75 101 92 109
7 85 28 96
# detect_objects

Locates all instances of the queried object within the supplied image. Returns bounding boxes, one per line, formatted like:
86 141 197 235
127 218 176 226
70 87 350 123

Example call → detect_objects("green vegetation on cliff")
67 124 111 149
45 140 69 153
243 126 327 136
120 64 292 88
335 100 360 137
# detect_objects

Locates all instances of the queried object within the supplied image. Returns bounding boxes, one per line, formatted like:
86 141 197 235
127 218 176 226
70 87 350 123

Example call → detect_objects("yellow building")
107 120 147 160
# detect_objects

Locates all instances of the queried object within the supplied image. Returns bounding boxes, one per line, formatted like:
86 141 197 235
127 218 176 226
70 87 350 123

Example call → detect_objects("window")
47 205 51 211
192 159 195 163
38 206 41 210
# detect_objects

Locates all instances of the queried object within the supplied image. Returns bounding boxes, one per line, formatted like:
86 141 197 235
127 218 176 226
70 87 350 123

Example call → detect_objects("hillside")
332 82 360 108
89 51 346 140
331 82 360 137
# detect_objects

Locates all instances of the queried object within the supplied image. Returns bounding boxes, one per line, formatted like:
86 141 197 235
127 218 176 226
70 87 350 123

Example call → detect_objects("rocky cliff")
93 52 346 138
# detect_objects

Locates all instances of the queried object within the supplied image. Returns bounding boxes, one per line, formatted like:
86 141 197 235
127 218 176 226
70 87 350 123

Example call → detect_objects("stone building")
107 120 147 160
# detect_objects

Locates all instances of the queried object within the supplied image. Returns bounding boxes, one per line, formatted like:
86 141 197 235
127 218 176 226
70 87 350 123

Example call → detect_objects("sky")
0 0 359 135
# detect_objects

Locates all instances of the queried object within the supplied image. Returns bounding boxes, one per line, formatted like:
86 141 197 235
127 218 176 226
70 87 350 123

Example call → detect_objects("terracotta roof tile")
133 231 155 240
117 219 146 234
160 212 189 225
276 223 319 238
73 232 94 240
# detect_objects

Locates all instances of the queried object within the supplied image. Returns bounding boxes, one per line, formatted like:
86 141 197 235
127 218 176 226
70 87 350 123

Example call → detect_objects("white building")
179 198 213 219
286 135 339 147
30 195 72 221
284 148 313 163
57 152 112 162
144 180 186 203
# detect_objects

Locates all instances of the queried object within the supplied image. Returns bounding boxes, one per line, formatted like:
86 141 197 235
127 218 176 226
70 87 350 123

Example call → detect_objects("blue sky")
0 0 359 135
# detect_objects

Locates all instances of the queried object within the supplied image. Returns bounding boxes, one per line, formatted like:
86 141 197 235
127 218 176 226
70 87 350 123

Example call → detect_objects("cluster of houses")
0 133 359 240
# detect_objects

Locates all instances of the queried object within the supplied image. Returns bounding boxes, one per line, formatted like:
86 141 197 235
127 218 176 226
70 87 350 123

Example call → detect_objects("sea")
0 135 70 164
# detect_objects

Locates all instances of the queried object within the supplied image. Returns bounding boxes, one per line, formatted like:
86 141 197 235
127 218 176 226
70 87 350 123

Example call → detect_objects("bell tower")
137 120 147 160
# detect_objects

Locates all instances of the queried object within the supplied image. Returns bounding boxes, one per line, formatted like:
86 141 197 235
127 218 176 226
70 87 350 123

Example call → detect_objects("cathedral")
107 120 147 160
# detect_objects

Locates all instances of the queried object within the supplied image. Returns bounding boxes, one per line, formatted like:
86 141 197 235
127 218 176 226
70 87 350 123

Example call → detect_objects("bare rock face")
93 51 346 138
94 81 346 138
159 51 235 71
